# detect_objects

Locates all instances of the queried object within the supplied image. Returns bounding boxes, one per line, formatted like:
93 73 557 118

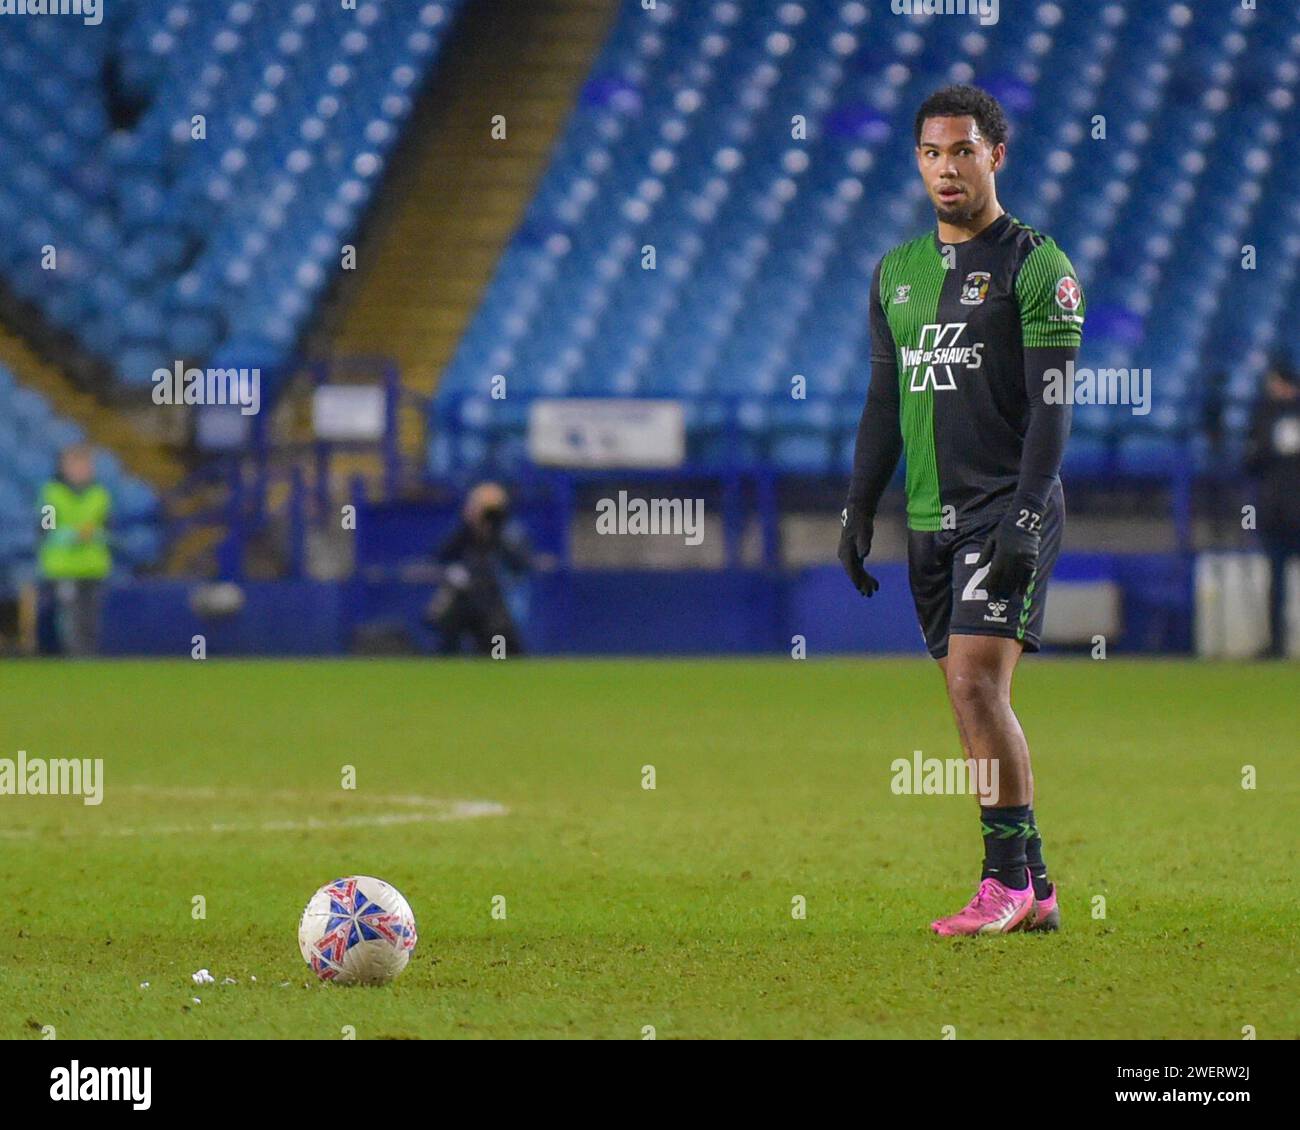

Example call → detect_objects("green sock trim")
981 820 1036 839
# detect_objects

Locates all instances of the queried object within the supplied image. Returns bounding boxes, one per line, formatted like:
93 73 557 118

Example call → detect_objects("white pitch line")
0 792 507 840
121 785 499 810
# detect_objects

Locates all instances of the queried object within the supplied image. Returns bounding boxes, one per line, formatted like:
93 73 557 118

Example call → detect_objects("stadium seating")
0 0 462 389
2 0 1295 498
433 0 1300 479
0 364 161 584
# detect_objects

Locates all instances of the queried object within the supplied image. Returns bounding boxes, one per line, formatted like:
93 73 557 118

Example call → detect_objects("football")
297 876 418 986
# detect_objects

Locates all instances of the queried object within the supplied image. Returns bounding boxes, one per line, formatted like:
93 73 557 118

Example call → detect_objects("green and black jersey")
848 212 1085 532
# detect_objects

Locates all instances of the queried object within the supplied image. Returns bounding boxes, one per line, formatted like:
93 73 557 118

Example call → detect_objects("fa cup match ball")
298 876 417 985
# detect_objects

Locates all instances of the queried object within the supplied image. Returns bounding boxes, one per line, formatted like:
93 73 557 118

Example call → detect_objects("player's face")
916 116 1004 224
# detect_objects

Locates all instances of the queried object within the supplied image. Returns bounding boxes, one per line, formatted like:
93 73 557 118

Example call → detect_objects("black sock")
980 805 1031 890
1024 808 1053 900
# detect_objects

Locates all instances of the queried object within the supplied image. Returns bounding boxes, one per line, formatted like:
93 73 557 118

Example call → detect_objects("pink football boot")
1023 883 1060 932
930 876 1036 936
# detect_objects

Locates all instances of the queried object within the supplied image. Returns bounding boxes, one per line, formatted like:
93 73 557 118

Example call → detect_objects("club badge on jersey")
960 271 991 305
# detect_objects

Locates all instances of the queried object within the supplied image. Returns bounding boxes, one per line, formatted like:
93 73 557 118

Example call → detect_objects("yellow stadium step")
0 326 185 490
320 0 619 473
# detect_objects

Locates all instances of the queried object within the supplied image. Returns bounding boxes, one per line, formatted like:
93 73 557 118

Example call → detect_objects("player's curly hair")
914 85 1010 148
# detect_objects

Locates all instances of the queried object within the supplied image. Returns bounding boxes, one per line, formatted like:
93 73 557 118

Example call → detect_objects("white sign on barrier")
313 385 386 441
528 399 685 469
1041 580 1122 645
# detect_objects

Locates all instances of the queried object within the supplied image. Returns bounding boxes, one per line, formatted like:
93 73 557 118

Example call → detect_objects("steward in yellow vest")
38 445 111 656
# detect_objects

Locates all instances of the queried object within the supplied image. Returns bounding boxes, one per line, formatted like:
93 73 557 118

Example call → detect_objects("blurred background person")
426 482 531 656
38 444 112 657
1244 354 1300 658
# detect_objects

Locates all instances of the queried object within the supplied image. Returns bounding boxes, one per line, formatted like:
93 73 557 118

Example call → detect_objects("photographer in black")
1244 354 1300 658
427 482 531 656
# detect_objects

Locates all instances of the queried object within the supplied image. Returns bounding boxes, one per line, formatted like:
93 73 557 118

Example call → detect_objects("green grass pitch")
0 657 1295 1040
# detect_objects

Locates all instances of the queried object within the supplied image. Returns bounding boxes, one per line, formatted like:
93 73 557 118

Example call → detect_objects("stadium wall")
99 555 1192 657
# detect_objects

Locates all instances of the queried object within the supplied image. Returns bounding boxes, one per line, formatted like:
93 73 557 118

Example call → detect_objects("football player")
839 85 1085 935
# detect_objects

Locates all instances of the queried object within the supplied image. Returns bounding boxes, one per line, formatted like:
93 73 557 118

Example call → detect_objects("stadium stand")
0 0 463 391
433 0 1300 479
1 0 1296 598
0 0 465 586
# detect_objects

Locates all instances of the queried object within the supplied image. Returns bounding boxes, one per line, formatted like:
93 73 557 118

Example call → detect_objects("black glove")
976 499 1043 597
838 505 879 597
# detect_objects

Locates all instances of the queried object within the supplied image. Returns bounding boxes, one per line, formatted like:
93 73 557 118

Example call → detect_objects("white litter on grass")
192 969 215 985
139 982 150 990
191 998 201 1005
221 977 237 985
0 786 508 840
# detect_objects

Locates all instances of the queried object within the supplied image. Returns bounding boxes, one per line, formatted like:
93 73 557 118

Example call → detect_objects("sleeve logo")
1054 275 1082 312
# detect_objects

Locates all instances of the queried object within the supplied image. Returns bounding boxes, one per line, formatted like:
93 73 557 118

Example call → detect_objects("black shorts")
907 487 1064 660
